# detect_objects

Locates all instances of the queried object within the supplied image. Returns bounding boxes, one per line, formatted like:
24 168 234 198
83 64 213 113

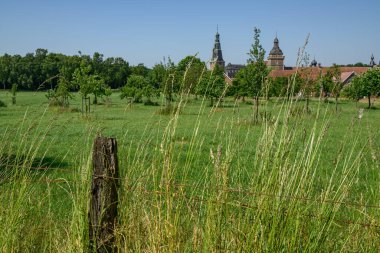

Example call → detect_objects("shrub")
156 104 182 115
144 100 159 106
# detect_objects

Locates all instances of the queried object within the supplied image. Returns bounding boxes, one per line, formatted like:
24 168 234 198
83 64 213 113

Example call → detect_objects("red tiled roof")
269 67 368 80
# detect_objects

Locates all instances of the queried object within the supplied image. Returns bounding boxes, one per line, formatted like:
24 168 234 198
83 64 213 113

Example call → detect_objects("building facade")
209 31 371 85
225 63 245 78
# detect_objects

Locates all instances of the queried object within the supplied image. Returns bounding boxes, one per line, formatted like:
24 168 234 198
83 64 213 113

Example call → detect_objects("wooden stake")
89 136 119 252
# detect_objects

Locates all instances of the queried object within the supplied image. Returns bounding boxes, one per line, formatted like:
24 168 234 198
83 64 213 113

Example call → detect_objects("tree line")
1 32 379 112
0 48 229 108
0 49 131 91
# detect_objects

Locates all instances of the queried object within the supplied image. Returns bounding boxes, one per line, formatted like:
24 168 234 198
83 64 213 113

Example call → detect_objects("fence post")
89 136 119 252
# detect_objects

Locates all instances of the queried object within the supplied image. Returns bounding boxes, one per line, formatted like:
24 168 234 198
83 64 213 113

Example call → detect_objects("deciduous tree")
245 27 269 123
197 65 226 107
120 74 155 104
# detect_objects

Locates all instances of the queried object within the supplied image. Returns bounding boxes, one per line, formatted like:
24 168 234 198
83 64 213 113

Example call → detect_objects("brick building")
209 31 372 84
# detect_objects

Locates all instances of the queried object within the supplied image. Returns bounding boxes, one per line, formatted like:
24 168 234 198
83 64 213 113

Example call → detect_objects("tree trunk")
94 94 98 105
254 96 259 124
368 95 371 109
335 95 338 113
82 96 90 115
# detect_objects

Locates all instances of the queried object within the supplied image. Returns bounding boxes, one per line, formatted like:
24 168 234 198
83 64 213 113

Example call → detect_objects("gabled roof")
340 71 355 83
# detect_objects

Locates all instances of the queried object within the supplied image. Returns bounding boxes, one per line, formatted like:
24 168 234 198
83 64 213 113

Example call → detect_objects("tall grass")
0 58 379 252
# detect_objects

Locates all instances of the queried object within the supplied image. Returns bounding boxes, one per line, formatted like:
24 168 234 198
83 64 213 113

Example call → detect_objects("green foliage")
229 68 249 99
120 86 139 102
0 99 6 107
72 61 93 98
229 28 269 103
343 62 369 67
45 75 73 108
246 27 269 98
149 63 166 91
267 77 288 97
197 65 226 106
330 64 344 112
120 74 156 104
45 89 56 100
10 83 18 104
102 57 131 89
239 27 270 122
361 68 380 106
72 61 108 104
103 87 113 104
344 76 364 102
0 49 132 90
10 83 18 96
344 68 380 108
317 69 334 101
150 57 177 106
176 55 206 94
91 77 107 104
330 65 343 96
131 63 150 77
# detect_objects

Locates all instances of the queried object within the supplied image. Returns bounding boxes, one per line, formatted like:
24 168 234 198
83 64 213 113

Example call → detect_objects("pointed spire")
270 34 282 55
311 57 318 67
210 27 225 70
370 54 376 67
268 34 285 70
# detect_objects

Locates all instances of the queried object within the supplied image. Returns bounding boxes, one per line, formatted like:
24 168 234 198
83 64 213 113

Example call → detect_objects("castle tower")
267 35 285 70
310 57 318 67
370 54 376 67
210 30 225 70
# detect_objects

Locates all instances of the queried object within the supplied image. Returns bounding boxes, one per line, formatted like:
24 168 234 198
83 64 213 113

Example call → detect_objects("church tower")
370 54 376 67
210 30 225 70
267 36 285 70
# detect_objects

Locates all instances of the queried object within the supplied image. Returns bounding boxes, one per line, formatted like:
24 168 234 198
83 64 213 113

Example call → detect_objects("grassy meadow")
0 90 380 252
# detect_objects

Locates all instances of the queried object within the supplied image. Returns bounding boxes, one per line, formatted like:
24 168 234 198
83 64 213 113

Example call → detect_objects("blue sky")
1 0 379 67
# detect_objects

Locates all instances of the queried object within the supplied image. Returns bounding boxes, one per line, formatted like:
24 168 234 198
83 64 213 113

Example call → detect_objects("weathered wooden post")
89 136 119 252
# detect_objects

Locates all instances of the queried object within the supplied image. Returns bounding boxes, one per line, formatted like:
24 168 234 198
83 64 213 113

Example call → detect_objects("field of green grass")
0 90 379 251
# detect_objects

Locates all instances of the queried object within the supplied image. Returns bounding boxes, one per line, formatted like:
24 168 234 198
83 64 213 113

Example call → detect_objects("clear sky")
1 0 379 67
